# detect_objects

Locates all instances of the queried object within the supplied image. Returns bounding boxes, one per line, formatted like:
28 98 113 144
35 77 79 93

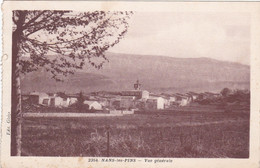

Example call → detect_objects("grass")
21 106 249 158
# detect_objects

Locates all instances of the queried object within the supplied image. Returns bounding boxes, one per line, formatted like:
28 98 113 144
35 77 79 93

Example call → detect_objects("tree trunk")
11 11 25 156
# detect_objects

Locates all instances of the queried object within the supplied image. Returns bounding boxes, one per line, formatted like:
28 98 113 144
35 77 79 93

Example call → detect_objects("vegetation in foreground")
21 107 249 158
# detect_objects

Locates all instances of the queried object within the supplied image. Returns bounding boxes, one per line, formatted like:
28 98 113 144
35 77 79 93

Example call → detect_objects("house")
198 93 207 100
119 96 135 109
48 92 71 107
163 97 171 108
29 92 50 105
172 93 191 106
183 93 193 103
188 92 199 100
93 97 109 107
66 94 78 105
159 93 171 108
146 96 165 109
22 94 30 101
197 92 220 100
69 97 78 105
29 92 74 107
169 95 177 102
180 97 189 106
121 90 149 100
120 80 149 100
83 100 102 110
204 92 221 98
172 93 182 104
49 96 70 107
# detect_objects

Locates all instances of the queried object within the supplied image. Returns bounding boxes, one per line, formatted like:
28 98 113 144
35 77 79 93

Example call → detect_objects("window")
42 99 49 105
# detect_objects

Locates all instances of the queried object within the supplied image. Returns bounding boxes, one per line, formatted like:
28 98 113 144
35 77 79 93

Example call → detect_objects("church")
120 80 149 100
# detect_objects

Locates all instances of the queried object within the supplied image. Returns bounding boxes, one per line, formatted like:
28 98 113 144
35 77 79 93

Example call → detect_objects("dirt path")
23 112 124 118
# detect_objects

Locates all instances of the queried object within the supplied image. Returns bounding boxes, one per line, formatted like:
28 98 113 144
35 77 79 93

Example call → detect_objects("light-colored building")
92 98 108 107
29 92 50 105
184 94 193 103
83 100 102 110
188 92 199 100
172 93 191 106
146 96 165 109
29 92 75 107
159 95 170 108
50 96 70 107
204 92 221 98
169 96 177 102
121 90 149 100
180 97 189 106
69 97 78 105
120 80 149 100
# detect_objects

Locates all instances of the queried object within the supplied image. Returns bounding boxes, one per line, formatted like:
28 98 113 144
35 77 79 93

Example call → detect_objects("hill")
21 53 250 94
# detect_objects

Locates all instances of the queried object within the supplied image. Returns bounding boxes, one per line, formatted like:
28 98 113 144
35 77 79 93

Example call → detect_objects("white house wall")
39 96 50 105
169 97 177 102
180 99 188 106
142 90 150 99
157 97 164 109
54 97 64 107
89 102 102 110
69 98 78 105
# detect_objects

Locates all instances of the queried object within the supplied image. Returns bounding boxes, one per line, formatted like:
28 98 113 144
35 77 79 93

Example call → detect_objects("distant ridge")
21 52 250 94
106 52 250 66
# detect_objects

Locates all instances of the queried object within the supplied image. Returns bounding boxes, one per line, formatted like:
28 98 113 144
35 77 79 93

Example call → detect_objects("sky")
109 12 251 65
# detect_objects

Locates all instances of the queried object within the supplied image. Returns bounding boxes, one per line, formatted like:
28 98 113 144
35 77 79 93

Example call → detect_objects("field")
21 105 249 158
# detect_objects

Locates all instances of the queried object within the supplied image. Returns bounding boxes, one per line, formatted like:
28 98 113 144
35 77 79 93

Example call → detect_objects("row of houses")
93 90 198 110
23 81 221 111
23 92 107 110
101 90 220 110
25 92 78 107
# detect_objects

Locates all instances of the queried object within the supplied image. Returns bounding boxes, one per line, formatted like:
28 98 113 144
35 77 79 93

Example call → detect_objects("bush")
197 99 211 105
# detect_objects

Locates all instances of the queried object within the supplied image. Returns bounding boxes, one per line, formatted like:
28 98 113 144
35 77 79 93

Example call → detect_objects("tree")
77 91 85 112
12 10 132 156
220 88 232 97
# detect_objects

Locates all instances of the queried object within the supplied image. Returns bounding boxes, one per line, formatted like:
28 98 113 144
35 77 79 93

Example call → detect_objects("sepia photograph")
1 1 260 168
11 9 251 158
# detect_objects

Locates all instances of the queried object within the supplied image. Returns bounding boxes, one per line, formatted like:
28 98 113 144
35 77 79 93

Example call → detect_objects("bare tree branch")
22 11 47 29
15 10 133 80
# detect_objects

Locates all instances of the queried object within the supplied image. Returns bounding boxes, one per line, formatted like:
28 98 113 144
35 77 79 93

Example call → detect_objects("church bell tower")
134 80 141 90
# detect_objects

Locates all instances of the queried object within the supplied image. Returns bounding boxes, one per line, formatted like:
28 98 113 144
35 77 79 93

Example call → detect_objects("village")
22 80 222 114
7 8 252 159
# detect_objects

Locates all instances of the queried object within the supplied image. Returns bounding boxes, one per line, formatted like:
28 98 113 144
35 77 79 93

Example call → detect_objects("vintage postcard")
1 1 260 168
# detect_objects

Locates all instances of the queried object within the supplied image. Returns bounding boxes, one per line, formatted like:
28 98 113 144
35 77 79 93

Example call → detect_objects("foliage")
196 88 250 106
220 88 232 97
12 11 132 155
13 10 133 80
56 92 67 98
226 89 250 103
197 99 212 105
76 91 87 112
